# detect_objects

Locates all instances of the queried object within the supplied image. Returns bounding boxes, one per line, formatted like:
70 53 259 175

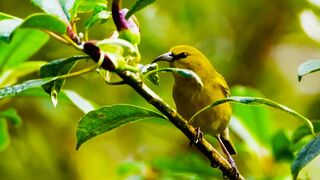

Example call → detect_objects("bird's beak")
152 52 174 63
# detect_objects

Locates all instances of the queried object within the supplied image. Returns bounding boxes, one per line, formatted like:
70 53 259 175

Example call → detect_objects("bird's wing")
217 74 230 98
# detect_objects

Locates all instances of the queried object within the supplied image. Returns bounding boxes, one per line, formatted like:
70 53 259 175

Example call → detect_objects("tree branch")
116 71 245 180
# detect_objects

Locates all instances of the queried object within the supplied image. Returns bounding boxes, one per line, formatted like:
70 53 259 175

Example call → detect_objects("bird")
152 45 237 172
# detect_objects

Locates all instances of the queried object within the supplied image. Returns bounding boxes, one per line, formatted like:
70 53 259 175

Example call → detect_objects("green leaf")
0 118 9 151
85 10 111 29
0 61 47 87
20 13 67 34
0 77 58 99
31 0 71 23
190 96 315 136
76 104 166 150
291 136 320 179
230 86 272 145
126 0 156 19
297 59 320 81
143 67 203 87
0 12 23 42
0 108 22 127
140 63 160 86
0 29 49 69
0 108 22 152
63 89 97 113
39 55 88 105
271 130 294 162
73 0 107 14
292 121 320 144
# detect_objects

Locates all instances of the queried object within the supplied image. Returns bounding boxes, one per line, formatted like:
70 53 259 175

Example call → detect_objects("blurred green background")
1 0 320 179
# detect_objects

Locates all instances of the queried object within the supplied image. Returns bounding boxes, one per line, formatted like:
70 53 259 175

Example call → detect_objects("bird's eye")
176 52 188 59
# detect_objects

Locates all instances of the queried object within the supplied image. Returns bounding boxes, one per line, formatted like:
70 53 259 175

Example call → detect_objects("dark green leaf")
292 121 320 144
271 130 294 162
39 55 88 95
0 108 22 127
230 86 272 145
31 0 71 23
85 10 111 29
0 29 49 69
0 12 22 42
126 0 156 19
76 104 166 150
190 96 315 136
291 136 320 179
20 13 67 34
297 59 320 81
0 77 58 99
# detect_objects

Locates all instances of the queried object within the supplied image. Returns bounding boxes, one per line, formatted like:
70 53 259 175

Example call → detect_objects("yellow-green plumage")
154 45 236 155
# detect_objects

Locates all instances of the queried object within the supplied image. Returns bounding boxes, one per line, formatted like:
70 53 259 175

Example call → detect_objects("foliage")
0 0 319 179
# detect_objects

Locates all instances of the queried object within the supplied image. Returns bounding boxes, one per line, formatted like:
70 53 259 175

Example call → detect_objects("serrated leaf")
39 55 88 100
85 10 111 29
31 0 71 23
76 104 166 150
190 96 315 136
126 0 156 19
292 121 320 144
291 136 320 179
271 130 294 162
0 29 49 69
20 13 67 34
297 59 320 81
0 77 58 99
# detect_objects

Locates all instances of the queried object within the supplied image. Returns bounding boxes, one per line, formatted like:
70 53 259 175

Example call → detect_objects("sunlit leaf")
291 136 320 179
300 10 320 43
85 10 111 29
190 96 315 136
39 55 88 105
292 121 320 144
0 29 49 69
20 13 67 34
271 130 294 162
230 86 272 145
63 89 97 113
73 0 107 14
126 0 156 19
297 59 320 81
31 0 71 23
0 12 22 42
0 61 46 87
0 77 58 99
76 104 166 150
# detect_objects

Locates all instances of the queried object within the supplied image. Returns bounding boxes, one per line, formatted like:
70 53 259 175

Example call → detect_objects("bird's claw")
189 127 203 146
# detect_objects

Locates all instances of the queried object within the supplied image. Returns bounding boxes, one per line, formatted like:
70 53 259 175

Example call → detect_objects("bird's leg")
216 135 239 179
189 127 203 146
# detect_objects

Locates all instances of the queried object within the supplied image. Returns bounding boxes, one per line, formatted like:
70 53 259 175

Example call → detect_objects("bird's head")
152 45 212 71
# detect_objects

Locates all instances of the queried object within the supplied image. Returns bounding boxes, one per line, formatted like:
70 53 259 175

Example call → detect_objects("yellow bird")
153 45 237 168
